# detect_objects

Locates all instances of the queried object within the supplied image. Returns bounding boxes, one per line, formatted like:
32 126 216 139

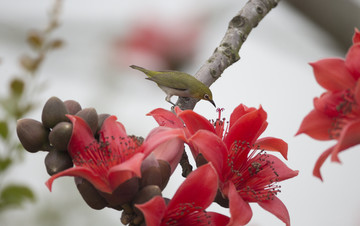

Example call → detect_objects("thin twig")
176 0 280 110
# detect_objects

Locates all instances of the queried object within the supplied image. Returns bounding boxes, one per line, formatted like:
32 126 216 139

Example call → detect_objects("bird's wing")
146 73 189 91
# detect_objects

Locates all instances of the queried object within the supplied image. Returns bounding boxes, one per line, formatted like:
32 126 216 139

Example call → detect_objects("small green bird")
130 65 216 107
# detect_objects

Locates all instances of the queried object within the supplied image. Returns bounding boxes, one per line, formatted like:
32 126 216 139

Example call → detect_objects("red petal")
227 182 252 226
142 127 185 156
178 110 216 135
151 136 184 174
313 147 333 181
100 115 127 141
266 155 299 181
355 80 360 104
224 106 267 148
229 104 257 129
331 119 360 162
207 212 230 226
314 92 347 117
188 130 227 182
108 153 145 191
135 196 166 226
353 28 360 44
255 137 288 160
258 196 291 226
310 58 355 91
66 115 97 159
296 109 333 140
345 44 360 80
147 108 184 128
45 166 111 193
167 163 219 211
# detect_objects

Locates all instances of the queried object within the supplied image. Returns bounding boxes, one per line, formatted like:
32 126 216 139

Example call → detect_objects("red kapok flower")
296 28 360 180
149 104 298 225
136 163 233 226
113 16 204 70
45 114 185 194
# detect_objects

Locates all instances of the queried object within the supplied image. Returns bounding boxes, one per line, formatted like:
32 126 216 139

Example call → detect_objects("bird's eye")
204 94 209 100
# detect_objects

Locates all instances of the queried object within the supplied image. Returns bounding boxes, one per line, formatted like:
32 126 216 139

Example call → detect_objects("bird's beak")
209 99 216 108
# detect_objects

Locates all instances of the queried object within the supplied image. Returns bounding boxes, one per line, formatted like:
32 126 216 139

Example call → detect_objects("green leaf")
0 121 8 139
0 158 12 172
0 184 35 210
10 78 25 96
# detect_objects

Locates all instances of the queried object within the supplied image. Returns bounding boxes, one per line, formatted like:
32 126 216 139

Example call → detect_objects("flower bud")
140 166 162 188
42 96 69 128
133 185 162 205
132 185 162 222
96 114 110 133
45 149 73 175
100 177 139 209
76 108 98 135
49 122 73 151
158 160 171 190
64 100 82 115
16 118 50 153
75 177 107 210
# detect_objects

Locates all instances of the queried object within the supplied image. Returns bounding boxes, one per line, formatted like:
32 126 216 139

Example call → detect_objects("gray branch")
176 0 280 110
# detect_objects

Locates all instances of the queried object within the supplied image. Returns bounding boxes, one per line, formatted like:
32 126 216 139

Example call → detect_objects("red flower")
149 105 298 225
136 163 232 226
296 28 360 180
46 115 185 194
113 17 204 70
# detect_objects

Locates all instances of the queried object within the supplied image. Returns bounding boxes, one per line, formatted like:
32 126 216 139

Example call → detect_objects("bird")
130 65 216 107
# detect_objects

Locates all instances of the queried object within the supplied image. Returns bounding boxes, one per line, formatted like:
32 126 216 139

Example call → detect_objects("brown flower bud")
75 177 107 210
133 185 162 205
158 160 171 190
76 108 98 135
96 113 110 132
49 122 73 151
63 100 82 115
100 177 139 209
44 149 73 175
16 118 50 153
42 96 69 128
140 166 162 188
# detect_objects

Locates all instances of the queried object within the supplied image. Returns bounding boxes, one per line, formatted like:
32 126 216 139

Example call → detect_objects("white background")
1 0 360 225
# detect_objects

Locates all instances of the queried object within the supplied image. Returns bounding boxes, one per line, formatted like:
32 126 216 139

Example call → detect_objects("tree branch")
176 0 280 110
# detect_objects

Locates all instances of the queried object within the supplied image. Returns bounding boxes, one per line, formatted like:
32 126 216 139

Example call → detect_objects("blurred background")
1 0 360 225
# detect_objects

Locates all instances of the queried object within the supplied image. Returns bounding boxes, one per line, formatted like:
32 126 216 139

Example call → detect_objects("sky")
1 1 360 226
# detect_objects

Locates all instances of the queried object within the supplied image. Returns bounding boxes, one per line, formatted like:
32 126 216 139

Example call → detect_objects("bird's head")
195 86 215 107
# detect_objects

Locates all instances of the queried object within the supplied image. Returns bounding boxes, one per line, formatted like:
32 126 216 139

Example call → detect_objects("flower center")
163 202 211 226
71 134 143 176
209 108 229 139
329 89 359 139
226 141 281 202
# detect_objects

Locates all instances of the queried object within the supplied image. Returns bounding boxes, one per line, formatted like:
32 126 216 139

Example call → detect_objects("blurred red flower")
297 28 360 180
113 16 204 70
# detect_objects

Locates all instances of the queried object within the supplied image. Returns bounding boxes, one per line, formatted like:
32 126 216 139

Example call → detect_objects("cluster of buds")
16 97 176 225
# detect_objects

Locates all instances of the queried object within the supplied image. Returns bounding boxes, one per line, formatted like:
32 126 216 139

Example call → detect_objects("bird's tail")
130 65 154 77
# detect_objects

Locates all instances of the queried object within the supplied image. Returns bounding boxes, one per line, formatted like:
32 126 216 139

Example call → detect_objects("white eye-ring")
204 94 209 99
